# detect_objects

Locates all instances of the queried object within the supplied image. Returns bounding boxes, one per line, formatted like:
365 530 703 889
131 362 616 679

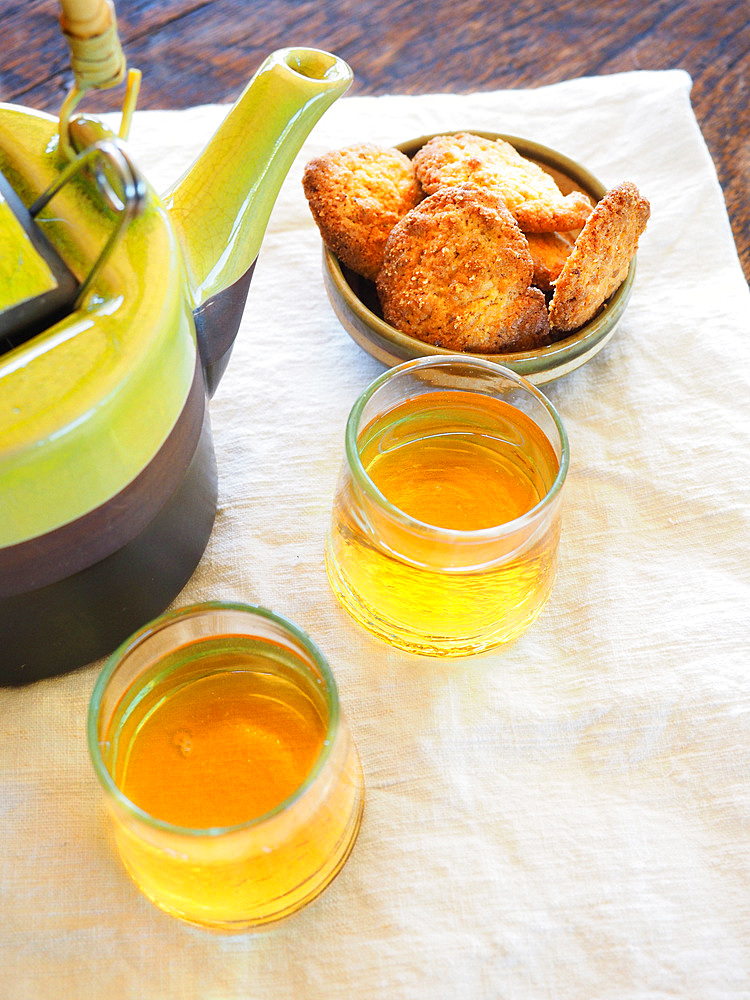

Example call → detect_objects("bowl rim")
322 131 636 380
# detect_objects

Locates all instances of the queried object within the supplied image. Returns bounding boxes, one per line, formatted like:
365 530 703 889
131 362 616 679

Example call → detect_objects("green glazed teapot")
0 0 352 682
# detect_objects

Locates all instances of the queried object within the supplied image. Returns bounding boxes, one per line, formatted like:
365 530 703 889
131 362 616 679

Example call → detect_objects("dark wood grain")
2 0 748 280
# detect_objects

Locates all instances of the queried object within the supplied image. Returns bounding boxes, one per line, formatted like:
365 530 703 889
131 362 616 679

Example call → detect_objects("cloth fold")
1 69 749 999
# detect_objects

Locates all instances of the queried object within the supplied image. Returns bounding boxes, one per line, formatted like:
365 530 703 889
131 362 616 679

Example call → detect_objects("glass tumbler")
88 602 364 931
325 356 569 656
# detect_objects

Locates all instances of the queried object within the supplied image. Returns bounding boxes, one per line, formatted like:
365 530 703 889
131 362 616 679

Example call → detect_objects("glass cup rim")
344 355 570 539
87 600 342 838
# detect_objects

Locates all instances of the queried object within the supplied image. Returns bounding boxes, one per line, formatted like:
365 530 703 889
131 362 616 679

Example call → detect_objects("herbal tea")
326 388 564 655
362 391 555 530
98 631 363 929
114 651 327 829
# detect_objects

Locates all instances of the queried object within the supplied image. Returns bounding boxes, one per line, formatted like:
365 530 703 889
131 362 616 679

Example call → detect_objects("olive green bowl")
321 131 636 385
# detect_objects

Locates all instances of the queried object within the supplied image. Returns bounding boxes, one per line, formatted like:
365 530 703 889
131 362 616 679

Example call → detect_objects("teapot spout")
164 48 352 393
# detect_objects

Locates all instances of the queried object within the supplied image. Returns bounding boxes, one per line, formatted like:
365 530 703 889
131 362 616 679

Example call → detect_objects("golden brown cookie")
376 184 550 353
525 231 576 291
413 132 593 233
548 181 650 331
302 143 422 281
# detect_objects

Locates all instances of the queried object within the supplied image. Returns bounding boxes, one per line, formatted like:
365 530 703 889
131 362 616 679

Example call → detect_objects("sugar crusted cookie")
549 181 650 331
376 184 550 353
302 143 422 281
525 231 576 292
413 132 593 233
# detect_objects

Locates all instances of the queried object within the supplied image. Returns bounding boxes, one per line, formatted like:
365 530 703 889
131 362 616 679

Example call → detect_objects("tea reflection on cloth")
1 69 749 999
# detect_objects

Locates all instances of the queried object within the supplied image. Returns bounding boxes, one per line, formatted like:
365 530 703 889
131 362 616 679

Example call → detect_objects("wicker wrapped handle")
58 0 126 90
56 0 140 160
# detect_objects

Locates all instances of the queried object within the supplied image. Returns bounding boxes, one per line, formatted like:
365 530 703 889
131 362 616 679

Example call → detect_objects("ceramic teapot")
0 0 352 683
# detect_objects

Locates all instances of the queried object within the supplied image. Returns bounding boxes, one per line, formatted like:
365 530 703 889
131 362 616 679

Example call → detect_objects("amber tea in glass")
88 602 364 931
326 357 569 656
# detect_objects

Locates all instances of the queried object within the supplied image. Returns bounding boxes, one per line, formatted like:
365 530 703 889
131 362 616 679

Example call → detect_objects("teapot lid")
0 139 145 357
0 168 79 352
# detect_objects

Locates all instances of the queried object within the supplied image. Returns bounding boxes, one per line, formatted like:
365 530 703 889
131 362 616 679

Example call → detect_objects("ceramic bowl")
321 131 636 384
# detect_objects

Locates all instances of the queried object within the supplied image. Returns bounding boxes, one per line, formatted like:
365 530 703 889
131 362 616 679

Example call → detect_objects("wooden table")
3 0 749 281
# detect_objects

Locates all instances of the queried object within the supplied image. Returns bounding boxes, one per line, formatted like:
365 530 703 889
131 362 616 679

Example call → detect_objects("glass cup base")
325 543 553 657
116 763 365 932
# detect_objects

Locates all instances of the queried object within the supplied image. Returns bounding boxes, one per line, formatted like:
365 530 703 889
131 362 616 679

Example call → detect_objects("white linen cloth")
2 69 749 999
